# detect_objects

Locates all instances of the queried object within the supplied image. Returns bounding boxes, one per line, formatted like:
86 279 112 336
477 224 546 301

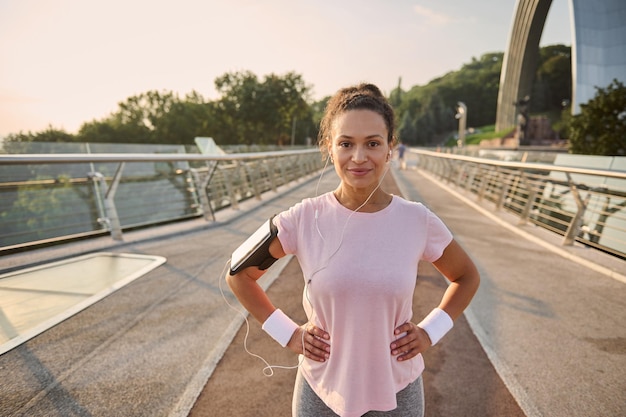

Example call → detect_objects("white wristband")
417 308 453 346
262 309 299 347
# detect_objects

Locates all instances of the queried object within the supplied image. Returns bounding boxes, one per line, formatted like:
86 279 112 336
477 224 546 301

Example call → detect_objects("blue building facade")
495 0 626 131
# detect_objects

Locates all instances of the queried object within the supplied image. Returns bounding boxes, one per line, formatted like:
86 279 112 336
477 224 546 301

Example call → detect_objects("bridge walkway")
0 164 624 417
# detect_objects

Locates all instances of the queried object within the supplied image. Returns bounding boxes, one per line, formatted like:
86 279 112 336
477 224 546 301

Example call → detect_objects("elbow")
225 271 238 292
226 268 257 294
468 266 481 297
472 272 481 295
467 261 480 288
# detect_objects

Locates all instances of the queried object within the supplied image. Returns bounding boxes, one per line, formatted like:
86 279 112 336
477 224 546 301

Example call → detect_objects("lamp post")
514 95 530 146
455 102 467 147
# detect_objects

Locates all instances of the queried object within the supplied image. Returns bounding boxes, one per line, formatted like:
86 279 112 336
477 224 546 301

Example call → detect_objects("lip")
347 168 372 177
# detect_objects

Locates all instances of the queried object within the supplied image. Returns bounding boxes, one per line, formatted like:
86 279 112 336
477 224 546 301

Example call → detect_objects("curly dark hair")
318 83 396 157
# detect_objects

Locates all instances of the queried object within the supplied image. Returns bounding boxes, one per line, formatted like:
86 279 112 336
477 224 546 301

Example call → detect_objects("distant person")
397 141 407 170
227 83 480 417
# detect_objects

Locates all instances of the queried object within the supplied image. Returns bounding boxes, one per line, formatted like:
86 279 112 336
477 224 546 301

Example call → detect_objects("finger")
397 348 419 361
306 345 329 361
304 338 330 361
308 325 330 341
301 329 328 359
391 325 417 350
308 331 331 352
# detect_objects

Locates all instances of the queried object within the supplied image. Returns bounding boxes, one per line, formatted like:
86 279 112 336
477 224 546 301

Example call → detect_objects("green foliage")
464 125 515 145
1 175 81 240
552 107 572 140
77 90 218 145
394 45 571 147
4 44 572 148
395 52 503 146
214 71 314 145
569 79 626 156
4 126 76 144
533 44 572 112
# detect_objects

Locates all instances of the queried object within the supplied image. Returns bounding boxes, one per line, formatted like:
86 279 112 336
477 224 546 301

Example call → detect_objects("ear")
327 145 334 163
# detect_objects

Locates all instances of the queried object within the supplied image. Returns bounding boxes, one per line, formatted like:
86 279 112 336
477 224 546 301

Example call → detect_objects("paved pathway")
189 169 524 417
393 166 626 417
1 164 624 417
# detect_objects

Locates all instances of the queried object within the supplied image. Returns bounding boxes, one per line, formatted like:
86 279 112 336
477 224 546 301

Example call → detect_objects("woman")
227 83 480 417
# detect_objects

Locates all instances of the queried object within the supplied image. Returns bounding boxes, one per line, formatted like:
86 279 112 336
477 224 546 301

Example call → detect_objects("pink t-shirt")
275 192 453 417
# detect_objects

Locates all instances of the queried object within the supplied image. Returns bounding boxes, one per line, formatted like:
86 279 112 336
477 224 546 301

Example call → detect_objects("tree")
569 79 626 156
398 111 417 145
214 71 312 145
394 52 503 145
77 118 126 144
4 126 75 145
113 90 178 143
533 44 572 112
3 45 572 147
155 91 218 144
76 90 218 145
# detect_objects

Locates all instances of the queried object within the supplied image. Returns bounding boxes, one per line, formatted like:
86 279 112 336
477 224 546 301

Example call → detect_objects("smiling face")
329 109 391 193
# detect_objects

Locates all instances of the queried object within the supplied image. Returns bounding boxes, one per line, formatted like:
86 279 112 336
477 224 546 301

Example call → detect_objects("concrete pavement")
393 164 626 417
1 162 624 417
189 169 525 417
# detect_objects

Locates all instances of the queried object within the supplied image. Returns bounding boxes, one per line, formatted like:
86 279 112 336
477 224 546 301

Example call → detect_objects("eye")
368 140 382 148
338 141 352 148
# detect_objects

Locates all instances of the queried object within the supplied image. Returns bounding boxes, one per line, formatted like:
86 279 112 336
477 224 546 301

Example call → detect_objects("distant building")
495 0 626 131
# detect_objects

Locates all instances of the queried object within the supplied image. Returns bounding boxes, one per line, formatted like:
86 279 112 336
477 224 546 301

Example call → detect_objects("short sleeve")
422 208 454 262
274 205 299 255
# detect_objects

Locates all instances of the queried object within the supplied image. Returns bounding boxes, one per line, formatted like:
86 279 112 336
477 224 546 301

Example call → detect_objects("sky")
0 0 571 138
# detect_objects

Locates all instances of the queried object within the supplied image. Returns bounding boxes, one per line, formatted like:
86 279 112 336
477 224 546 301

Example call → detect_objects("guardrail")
409 149 626 258
0 149 324 252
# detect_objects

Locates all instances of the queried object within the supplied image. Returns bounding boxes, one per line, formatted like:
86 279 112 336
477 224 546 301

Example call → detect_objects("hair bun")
357 83 384 97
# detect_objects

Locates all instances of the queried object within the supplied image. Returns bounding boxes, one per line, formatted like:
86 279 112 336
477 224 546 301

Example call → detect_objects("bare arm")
391 239 480 361
225 236 287 324
431 239 480 320
226 236 330 361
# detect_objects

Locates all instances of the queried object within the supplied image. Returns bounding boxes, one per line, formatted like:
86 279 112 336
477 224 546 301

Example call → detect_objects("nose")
352 145 367 163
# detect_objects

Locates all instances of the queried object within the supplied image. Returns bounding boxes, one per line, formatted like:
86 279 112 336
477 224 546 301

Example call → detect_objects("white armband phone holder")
230 215 279 275
417 308 453 346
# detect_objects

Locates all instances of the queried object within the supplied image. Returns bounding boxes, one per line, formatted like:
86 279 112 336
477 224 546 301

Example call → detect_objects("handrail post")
221 164 240 210
247 161 261 200
91 162 125 241
278 157 287 184
190 161 219 221
477 165 489 202
466 164 477 192
455 161 465 187
518 172 538 225
563 173 588 246
105 162 124 241
496 171 510 211
267 159 278 192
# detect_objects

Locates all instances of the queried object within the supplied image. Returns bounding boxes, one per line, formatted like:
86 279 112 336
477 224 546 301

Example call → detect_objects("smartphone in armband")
229 215 279 275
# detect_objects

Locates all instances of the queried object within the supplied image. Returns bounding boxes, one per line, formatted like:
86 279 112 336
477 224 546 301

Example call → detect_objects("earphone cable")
218 259 305 377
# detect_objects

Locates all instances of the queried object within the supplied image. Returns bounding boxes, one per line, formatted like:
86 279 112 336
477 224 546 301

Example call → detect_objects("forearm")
432 240 481 320
226 271 276 324
437 270 480 320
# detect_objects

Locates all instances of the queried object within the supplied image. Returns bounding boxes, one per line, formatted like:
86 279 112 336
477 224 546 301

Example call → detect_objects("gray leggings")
292 370 424 417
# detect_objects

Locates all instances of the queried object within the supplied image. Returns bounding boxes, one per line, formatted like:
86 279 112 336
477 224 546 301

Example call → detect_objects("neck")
333 186 392 212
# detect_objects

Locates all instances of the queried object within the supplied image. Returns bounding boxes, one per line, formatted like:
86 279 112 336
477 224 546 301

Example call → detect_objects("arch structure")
495 0 626 132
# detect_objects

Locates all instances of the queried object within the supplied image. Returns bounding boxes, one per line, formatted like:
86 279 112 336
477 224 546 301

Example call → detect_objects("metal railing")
409 149 626 258
0 149 324 252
